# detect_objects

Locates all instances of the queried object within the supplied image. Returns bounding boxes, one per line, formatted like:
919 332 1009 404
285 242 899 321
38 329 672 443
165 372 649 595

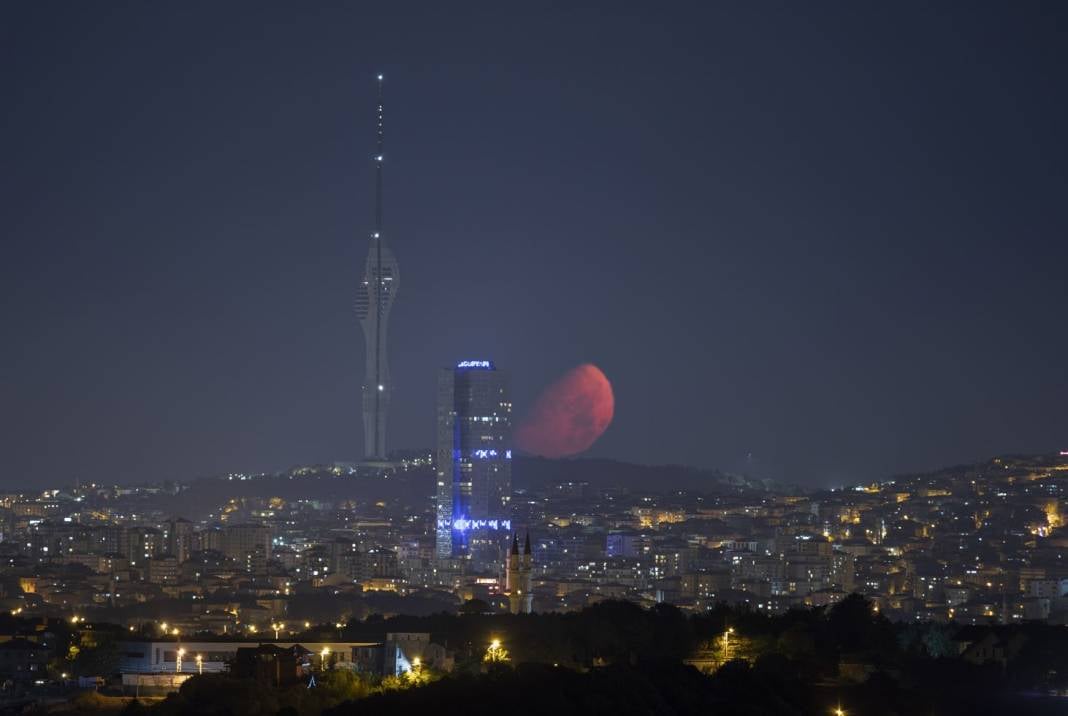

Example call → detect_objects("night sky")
3 2 1066 489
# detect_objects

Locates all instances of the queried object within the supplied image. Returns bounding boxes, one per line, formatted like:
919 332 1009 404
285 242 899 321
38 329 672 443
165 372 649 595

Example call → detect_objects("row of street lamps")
161 620 335 674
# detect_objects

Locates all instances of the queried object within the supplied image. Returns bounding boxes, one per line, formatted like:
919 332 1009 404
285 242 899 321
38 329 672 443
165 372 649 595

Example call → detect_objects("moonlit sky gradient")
2 2 1066 488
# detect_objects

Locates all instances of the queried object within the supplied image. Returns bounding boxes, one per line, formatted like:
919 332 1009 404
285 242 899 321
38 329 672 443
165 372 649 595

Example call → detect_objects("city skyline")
3 3 1067 489
4 4 1068 712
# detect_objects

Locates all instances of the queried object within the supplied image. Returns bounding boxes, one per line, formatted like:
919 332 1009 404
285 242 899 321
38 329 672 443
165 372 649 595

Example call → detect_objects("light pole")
320 647 330 671
722 627 734 662
195 654 203 675
176 648 185 674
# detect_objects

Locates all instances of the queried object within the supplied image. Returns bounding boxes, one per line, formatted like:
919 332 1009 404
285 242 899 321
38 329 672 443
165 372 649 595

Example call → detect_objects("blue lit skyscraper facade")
435 361 512 561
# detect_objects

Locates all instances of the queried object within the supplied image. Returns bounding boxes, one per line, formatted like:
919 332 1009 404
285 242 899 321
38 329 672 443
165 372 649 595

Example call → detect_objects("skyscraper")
355 74 400 461
435 360 513 560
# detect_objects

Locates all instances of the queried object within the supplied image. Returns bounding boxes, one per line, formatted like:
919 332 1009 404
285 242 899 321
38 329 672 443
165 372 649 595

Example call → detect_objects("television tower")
355 74 400 460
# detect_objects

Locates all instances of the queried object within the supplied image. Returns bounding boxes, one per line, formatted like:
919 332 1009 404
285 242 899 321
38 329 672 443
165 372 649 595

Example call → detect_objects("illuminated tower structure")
506 532 533 614
435 361 513 562
355 74 400 461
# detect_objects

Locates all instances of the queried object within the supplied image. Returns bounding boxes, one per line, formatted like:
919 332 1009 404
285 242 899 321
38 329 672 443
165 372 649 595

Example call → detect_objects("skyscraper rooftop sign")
456 360 494 369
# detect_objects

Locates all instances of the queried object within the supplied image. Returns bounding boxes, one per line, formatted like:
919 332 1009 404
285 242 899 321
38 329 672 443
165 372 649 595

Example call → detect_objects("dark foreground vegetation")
343 658 1068 716
21 595 1068 716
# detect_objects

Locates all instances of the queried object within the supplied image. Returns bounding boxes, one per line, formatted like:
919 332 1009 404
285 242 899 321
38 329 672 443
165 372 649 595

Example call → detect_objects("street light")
195 654 203 675
833 704 846 716
484 638 508 664
320 647 330 670
176 648 186 673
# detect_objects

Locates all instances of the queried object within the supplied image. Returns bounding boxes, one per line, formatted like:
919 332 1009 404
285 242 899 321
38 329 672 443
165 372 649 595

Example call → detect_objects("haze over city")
4 2 1066 489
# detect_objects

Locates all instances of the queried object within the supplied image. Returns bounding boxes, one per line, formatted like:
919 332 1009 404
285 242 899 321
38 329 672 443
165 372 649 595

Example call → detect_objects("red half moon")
516 363 615 458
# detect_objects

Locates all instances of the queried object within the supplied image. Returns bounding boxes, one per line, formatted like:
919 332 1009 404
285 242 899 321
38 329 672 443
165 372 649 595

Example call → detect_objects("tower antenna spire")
375 73 384 236
371 72 384 458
